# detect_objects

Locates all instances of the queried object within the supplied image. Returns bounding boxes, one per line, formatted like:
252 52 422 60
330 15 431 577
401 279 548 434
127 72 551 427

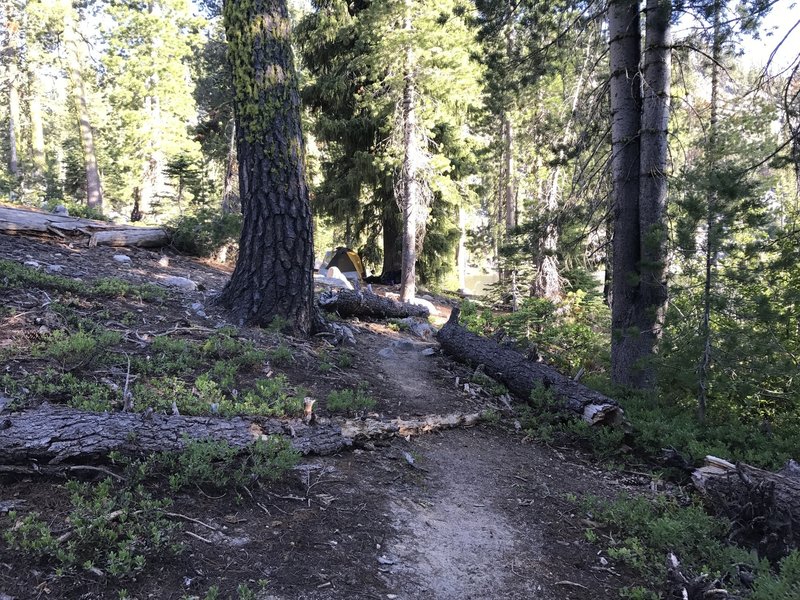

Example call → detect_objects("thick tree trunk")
28 71 47 183
457 205 467 292
637 0 672 387
608 0 644 387
399 5 421 303
0 403 484 466
436 309 624 425
64 5 103 212
4 5 21 179
221 120 240 214
693 457 800 562
0 205 168 247
698 1 721 423
319 288 430 319
381 203 402 276
218 0 315 335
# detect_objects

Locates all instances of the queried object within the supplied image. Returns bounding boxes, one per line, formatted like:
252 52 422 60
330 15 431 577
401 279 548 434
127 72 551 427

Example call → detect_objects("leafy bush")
582 494 752 596
3 478 180 578
238 376 303 417
161 437 299 491
38 329 122 371
169 209 242 260
326 385 375 413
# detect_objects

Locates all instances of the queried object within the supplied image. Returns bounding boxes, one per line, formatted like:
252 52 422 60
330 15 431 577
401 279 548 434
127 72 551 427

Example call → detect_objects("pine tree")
217 0 315 334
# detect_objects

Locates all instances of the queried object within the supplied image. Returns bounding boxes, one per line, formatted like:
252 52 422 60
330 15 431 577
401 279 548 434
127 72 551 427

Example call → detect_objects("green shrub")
326 385 375 413
3 478 180 578
169 209 242 259
238 376 303 417
39 329 122 371
162 437 299 491
751 550 800 600
268 343 293 366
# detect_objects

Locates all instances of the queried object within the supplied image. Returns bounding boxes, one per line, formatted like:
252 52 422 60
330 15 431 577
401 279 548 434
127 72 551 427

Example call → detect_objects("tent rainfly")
321 247 365 285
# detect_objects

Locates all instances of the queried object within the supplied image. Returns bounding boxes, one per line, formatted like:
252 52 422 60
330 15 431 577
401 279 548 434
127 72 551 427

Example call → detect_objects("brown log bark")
693 457 800 561
0 403 484 466
319 289 429 319
0 205 168 247
436 308 624 425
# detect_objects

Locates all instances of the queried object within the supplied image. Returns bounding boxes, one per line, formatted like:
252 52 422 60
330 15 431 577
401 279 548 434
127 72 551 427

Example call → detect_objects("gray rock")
408 296 438 316
314 275 354 290
392 340 416 352
23 260 40 268
191 302 204 312
421 294 435 301
46 264 64 273
409 322 435 340
378 347 397 359
112 254 131 264
52 204 69 216
158 275 198 291
421 347 436 356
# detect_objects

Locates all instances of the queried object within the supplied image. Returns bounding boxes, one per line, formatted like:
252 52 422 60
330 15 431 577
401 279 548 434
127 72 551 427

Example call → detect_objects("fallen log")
693 456 800 561
0 204 168 248
319 288 429 319
435 308 623 426
0 403 484 467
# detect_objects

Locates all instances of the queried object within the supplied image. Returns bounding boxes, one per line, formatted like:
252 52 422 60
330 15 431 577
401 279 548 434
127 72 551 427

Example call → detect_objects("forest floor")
0 234 654 600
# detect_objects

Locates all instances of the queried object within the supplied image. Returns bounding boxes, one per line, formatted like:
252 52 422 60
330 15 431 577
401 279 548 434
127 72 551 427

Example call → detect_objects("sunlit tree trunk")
382 205 402 277
399 0 423 303
28 71 46 183
4 5 21 179
698 0 721 422
218 0 315 334
608 0 643 387
221 120 240 214
637 0 672 386
457 205 469 293
64 4 103 211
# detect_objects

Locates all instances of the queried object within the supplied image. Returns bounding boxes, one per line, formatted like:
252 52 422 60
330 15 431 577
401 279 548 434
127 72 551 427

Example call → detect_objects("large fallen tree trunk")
319 288 429 319
0 403 484 467
0 204 168 248
436 308 624 426
693 456 800 561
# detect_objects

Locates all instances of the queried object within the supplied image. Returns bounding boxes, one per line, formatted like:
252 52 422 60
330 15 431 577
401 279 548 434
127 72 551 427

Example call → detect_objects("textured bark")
4 5 21 178
0 403 484 465
698 0 721 423
436 309 624 425
221 120 240 214
64 5 103 211
608 0 644 387
399 3 421 303
637 0 672 387
218 0 315 335
0 205 168 247
457 205 467 292
319 288 430 319
381 204 402 276
693 457 800 561
28 70 47 181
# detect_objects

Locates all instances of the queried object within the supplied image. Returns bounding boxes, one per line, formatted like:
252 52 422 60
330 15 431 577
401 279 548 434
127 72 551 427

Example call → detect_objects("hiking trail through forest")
0 236 649 599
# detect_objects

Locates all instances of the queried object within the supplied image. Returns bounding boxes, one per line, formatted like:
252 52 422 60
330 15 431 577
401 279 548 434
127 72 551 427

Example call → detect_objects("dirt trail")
0 237 641 600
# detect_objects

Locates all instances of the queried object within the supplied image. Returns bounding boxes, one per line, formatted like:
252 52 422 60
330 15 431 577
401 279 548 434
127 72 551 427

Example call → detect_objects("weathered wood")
0 403 484 466
435 308 624 426
319 289 429 319
693 456 800 561
0 205 168 247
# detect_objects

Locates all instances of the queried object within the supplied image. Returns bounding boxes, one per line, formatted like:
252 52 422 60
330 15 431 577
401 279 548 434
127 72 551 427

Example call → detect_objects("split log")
435 308 624 426
693 456 800 561
319 289 429 319
0 403 484 467
0 204 168 248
